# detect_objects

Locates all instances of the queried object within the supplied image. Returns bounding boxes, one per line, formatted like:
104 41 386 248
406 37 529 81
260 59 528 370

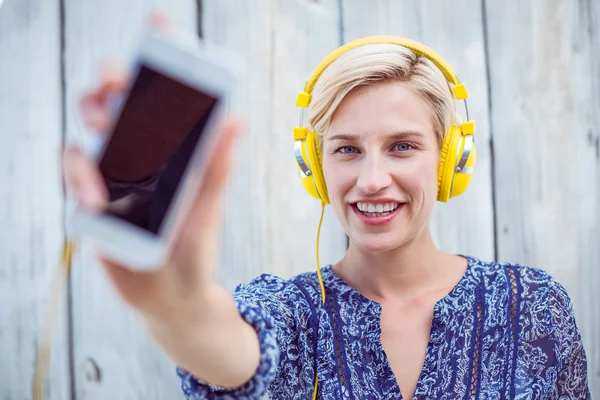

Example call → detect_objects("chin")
351 232 409 253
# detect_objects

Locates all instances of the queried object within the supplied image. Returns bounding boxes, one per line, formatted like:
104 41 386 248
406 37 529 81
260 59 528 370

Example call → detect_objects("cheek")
423 150 441 186
323 157 346 195
322 157 355 216
399 154 440 197
322 159 348 225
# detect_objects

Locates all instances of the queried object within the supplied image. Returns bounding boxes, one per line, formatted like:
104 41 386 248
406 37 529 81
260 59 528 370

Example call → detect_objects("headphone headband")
297 35 469 109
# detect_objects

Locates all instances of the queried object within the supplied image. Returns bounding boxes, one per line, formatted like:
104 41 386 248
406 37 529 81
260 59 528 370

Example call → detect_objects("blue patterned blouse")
176 256 591 399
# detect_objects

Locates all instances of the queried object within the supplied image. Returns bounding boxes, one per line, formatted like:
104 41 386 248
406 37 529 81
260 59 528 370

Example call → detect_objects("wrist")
141 284 228 340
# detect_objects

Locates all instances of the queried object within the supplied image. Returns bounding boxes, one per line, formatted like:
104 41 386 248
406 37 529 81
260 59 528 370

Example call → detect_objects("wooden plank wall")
0 0 70 399
0 0 597 398
484 0 600 395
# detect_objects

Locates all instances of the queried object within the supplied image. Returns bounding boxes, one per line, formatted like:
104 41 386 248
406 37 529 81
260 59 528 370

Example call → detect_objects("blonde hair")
308 43 457 147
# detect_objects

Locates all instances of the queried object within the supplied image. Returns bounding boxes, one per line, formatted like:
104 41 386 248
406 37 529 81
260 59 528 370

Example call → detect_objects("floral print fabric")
177 256 591 399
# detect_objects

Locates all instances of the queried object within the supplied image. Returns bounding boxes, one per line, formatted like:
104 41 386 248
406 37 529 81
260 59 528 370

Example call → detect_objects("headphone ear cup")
450 140 476 199
296 133 322 201
306 131 330 204
437 126 461 202
437 125 476 202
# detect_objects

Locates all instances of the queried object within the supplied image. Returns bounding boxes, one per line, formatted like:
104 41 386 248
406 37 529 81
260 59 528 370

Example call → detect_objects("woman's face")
322 80 440 253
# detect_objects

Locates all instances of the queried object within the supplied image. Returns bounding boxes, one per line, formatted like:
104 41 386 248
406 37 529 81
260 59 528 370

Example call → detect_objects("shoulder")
232 269 324 311
466 255 578 339
466 255 569 300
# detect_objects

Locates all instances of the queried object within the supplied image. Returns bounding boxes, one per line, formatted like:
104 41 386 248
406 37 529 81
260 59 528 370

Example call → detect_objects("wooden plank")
202 0 348 290
575 1 600 393
0 0 70 399
484 0 599 394
583 1 600 393
340 0 495 260
62 1 198 399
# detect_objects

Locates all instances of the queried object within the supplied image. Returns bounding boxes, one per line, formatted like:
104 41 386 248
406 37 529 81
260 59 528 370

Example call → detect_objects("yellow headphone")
294 36 477 399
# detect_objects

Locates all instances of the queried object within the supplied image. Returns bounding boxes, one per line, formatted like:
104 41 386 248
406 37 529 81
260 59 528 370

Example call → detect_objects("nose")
356 153 392 195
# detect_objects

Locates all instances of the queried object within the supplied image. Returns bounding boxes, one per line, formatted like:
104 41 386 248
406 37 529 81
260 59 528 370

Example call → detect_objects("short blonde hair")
308 43 456 147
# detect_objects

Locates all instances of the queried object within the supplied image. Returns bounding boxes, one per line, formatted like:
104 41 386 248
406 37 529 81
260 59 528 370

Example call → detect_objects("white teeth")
356 201 400 213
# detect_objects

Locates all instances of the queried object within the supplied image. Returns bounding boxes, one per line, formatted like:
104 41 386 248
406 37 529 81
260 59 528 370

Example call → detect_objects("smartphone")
69 27 235 270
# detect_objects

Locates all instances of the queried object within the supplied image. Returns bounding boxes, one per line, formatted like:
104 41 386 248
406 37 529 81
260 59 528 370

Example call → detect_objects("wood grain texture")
62 1 197 399
340 0 495 260
202 0 348 291
580 1 600 393
0 0 70 399
0 0 597 397
484 0 599 394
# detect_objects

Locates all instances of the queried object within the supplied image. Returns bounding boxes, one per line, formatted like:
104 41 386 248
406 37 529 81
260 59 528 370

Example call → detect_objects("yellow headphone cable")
312 200 327 400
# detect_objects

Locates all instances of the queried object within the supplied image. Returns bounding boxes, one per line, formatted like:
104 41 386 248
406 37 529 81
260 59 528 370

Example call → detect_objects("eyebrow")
327 131 425 141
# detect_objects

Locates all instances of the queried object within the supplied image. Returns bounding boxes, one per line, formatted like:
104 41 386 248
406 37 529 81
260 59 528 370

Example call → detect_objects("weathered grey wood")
340 0 495 260
575 0 600 392
485 0 600 395
0 0 70 399
0 0 597 397
202 0 348 290
63 1 197 399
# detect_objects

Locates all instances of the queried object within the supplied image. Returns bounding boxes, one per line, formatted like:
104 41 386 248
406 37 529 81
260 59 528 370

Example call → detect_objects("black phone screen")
98 64 218 235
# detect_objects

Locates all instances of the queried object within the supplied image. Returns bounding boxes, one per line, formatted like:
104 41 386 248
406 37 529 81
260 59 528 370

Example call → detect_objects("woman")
64 26 590 400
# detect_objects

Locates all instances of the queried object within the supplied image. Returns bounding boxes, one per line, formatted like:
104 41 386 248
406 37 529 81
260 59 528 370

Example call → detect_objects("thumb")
196 118 240 204
174 118 241 248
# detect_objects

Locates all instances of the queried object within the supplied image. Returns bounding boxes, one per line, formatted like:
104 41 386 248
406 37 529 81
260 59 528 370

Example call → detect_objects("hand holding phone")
62 24 241 316
63 17 263 391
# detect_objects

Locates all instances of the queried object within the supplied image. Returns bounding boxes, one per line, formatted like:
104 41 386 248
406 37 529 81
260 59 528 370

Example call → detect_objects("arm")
65 43 267 400
144 285 262 389
174 274 313 399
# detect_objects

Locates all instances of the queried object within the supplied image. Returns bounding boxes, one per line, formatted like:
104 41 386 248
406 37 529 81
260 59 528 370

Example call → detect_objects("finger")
147 12 172 31
98 60 129 92
79 93 113 133
193 118 241 213
78 62 129 134
63 145 109 211
169 118 241 262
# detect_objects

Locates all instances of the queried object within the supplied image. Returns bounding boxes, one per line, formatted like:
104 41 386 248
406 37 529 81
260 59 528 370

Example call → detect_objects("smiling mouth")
353 201 401 217
350 201 404 225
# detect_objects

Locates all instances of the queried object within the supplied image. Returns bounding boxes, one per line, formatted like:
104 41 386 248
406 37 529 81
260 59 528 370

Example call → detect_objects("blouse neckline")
320 255 479 319
317 256 480 399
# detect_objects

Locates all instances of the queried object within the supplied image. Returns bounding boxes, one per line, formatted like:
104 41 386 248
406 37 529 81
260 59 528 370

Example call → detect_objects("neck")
334 229 458 304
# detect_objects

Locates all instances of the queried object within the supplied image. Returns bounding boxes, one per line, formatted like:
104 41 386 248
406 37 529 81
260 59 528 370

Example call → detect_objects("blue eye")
393 142 415 152
336 146 358 154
